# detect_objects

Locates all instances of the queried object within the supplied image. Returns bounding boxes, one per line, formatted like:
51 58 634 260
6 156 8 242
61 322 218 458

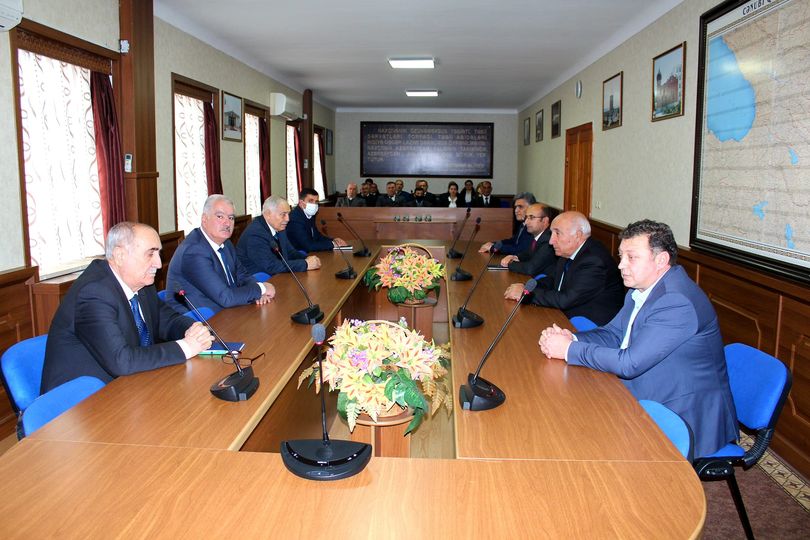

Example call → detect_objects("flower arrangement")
363 245 446 304
298 318 452 434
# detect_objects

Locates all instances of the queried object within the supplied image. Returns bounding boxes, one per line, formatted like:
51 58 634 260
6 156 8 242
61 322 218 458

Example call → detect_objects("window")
244 102 270 216
286 122 301 204
313 129 327 201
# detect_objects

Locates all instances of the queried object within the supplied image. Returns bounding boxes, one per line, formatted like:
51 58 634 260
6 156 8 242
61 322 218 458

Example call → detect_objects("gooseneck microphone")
270 239 324 324
459 278 537 411
447 207 472 259
176 290 259 402
452 245 499 328
322 219 355 279
281 324 372 480
450 217 482 281
336 212 371 257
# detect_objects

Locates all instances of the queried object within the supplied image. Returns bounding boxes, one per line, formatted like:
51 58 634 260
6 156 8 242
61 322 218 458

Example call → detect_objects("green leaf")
372 366 382 377
337 391 348 419
392 386 406 406
384 377 398 400
404 409 424 435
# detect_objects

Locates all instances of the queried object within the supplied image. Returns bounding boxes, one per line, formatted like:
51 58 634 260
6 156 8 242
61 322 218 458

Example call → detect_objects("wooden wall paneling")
156 231 184 292
29 272 81 336
232 215 252 246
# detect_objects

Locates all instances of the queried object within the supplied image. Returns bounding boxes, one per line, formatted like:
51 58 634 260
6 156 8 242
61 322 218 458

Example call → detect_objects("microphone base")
450 268 473 281
452 308 484 328
281 439 372 481
460 373 505 411
446 249 463 259
291 304 325 325
335 267 356 280
353 248 371 257
210 366 260 402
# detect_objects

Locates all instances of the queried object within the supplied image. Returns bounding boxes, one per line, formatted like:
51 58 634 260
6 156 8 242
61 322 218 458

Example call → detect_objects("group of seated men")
40 189 738 458
338 178 502 208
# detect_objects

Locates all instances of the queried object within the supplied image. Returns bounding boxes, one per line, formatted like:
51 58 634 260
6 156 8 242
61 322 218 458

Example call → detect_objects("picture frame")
551 100 561 138
651 42 686 121
222 91 243 141
535 109 544 142
325 128 333 155
523 117 531 146
602 71 623 130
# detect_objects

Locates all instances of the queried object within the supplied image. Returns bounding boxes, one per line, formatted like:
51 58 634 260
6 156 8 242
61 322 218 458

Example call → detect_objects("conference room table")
0 242 705 538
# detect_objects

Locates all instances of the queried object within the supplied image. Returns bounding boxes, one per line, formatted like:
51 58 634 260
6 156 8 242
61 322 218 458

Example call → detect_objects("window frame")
244 100 270 215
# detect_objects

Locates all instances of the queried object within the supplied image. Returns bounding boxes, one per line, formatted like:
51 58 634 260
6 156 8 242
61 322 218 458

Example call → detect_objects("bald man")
336 183 366 207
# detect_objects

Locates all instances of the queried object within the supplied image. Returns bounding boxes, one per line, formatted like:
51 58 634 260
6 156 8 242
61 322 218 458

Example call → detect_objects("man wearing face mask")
287 188 348 253
409 186 433 207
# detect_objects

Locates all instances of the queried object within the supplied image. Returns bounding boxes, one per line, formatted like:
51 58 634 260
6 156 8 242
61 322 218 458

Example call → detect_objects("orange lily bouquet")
363 246 445 304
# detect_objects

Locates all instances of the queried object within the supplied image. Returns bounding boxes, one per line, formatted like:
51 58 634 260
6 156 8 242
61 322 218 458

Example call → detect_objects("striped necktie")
129 294 152 347
219 247 235 286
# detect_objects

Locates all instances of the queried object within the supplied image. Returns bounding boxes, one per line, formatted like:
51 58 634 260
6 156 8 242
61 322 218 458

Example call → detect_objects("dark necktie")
130 294 152 347
218 247 235 286
558 259 572 291
485 196 489 205
531 238 538 251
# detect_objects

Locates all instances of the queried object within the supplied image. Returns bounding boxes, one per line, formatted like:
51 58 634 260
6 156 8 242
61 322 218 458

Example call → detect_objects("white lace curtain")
286 124 299 204
244 113 261 216
174 93 208 234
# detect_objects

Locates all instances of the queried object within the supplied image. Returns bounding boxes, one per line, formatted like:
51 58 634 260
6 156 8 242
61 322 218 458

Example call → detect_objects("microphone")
459 278 537 411
322 219 355 279
452 245 499 328
281 324 372 480
450 217 482 281
447 207 472 259
336 212 371 257
176 290 259 402
270 239 324 325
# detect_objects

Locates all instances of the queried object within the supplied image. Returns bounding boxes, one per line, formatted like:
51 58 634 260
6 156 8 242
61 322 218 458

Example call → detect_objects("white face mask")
303 202 319 218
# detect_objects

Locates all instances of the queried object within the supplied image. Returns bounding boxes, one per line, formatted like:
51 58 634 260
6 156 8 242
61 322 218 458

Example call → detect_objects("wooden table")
2 244 705 538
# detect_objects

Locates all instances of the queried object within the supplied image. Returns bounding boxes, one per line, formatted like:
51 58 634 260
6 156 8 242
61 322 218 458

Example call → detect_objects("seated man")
376 181 410 207
41 222 214 393
473 181 500 208
359 181 378 207
237 196 321 275
498 203 557 277
166 194 275 315
505 211 624 325
336 182 366 207
409 186 433 207
538 219 738 457
287 188 348 252
394 179 413 204
414 179 437 206
479 192 536 254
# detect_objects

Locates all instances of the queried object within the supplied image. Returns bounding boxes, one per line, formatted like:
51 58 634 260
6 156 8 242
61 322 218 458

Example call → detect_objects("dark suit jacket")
460 190 477 207
336 196 366 208
376 193 410 207
567 265 738 456
495 223 533 255
41 259 193 393
529 237 624 325
359 193 378 207
408 198 433 208
436 194 462 208
165 228 262 314
287 206 334 252
473 194 501 208
237 216 307 275
508 228 557 277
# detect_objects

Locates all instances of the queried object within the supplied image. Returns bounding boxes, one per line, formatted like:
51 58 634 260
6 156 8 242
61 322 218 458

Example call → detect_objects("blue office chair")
1 334 49 417
21 376 106 436
253 272 270 282
569 316 598 332
693 343 792 540
184 306 215 323
639 399 694 462
157 289 169 301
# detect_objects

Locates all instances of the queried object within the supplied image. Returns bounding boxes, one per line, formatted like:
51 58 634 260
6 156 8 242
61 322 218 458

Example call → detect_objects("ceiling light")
389 57 435 69
405 90 439 97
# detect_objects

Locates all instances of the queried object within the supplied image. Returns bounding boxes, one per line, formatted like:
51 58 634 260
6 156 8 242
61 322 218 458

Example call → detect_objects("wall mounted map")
692 0 810 282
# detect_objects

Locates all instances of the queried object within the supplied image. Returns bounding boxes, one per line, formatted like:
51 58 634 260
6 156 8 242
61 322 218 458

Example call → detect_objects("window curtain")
293 125 303 193
174 93 208 234
90 72 126 234
259 116 271 201
286 124 299 204
203 101 223 195
317 132 328 198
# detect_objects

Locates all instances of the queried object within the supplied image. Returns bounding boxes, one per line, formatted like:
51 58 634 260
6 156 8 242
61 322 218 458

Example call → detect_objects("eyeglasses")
525 215 546 221
219 351 264 370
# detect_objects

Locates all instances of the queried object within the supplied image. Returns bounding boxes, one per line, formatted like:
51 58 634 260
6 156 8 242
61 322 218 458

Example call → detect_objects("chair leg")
726 474 755 540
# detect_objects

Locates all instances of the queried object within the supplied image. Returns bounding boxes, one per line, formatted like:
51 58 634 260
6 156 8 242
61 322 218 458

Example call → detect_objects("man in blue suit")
287 188 348 253
166 195 275 315
237 196 322 276
539 219 738 456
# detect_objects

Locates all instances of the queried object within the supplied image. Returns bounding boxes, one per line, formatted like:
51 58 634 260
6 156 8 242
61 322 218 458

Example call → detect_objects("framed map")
691 0 810 283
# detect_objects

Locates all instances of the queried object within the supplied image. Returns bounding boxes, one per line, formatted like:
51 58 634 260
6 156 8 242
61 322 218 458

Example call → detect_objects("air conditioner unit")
0 0 22 32
270 92 302 121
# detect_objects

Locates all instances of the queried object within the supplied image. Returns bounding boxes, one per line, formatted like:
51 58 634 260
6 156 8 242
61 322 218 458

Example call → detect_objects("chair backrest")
569 316 598 332
183 306 216 323
1 334 48 413
724 343 792 431
157 289 169 301
640 399 694 462
253 272 270 282
21 376 106 436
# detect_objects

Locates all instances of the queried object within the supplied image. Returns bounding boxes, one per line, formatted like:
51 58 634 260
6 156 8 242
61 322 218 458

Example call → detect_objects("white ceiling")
155 0 683 112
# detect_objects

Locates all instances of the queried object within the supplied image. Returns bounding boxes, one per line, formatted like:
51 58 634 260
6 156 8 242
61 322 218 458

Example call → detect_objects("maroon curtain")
203 101 223 194
90 72 126 234
318 132 328 198
259 116 271 200
293 125 303 192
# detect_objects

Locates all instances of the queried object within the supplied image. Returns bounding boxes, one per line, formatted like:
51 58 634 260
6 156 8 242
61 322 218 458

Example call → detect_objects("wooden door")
563 123 593 216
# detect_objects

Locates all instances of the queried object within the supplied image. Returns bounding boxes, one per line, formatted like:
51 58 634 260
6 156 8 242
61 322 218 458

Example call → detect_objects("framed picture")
551 100 561 138
535 109 544 142
325 128 333 155
523 117 531 146
222 91 243 141
602 71 623 130
651 42 686 121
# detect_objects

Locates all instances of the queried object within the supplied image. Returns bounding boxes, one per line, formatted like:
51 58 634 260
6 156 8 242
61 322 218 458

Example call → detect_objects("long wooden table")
0 244 705 538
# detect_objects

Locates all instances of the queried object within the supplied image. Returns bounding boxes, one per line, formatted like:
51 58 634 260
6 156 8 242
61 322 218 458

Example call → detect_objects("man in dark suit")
376 181 410 207
237 196 322 275
479 192 536 254
414 179 438 206
409 186 433 207
473 181 500 208
539 220 738 456
359 181 378 207
498 203 557 277
394 179 413 204
166 195 275 315
287 188 348 253
505 211 624 325
335 183 366 208
40 222 214 393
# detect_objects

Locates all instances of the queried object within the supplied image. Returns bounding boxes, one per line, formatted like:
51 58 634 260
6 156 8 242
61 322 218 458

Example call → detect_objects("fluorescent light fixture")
388 57 435 69
405 90 439 97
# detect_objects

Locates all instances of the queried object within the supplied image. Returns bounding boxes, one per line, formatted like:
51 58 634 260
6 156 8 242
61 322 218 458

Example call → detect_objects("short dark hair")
364 178 374 184
299 187 319 200
514 192 536 205
619 219 677 265
447 181 458 190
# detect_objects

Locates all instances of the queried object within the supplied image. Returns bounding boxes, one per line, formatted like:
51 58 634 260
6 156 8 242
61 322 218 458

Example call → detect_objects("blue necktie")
558 259 572 291
130 294 152 347
219 247 235 286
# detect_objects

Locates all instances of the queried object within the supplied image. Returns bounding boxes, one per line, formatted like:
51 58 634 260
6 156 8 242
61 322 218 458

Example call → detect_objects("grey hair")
262 195 289 213
571 213 592 236
105 221 138 259
203 194 234 214
514 192 536 205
